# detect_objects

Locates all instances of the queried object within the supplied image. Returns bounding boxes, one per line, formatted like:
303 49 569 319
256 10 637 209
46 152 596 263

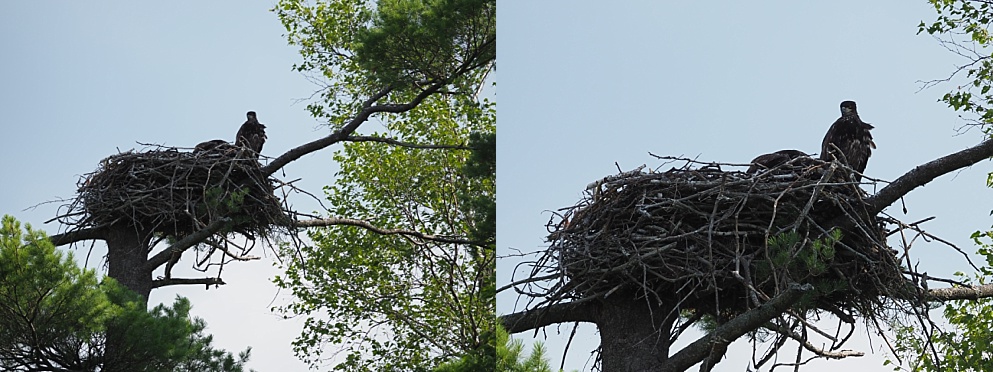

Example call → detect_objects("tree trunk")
105 224 153 301
103 223 153 372
597 294 677 372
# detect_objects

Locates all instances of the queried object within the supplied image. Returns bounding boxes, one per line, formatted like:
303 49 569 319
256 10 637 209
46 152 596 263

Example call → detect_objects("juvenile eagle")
235 111 267 158
820 101 875 181
193 139 233 154
747 149 809 174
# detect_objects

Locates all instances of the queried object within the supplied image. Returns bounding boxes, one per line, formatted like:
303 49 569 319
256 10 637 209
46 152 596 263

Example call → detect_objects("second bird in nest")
195 111 268 159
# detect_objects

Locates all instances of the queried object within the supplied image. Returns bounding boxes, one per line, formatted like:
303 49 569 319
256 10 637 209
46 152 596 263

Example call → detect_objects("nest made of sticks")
61 146 285 240
544 157 918 321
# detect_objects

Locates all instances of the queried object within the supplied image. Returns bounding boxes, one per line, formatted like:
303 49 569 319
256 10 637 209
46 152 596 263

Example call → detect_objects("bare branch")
144 218 231 272
344 135 471 150
260 82 444 177
151 277 226 289
294 217 484 247
660 283 813 372
48 227 105 247
763 322 865 359
500 301 598 334
928 283 993 301
865 139 993 215
202 239 261 262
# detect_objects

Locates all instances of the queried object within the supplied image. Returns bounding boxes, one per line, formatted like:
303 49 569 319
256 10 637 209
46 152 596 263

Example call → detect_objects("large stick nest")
543 157 920 321
60 147 286 239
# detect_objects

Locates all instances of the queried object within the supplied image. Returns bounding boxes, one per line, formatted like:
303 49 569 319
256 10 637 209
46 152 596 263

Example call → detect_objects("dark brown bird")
747 149 809 174
235 111 267 158
820 101 875 181
193 139 233 154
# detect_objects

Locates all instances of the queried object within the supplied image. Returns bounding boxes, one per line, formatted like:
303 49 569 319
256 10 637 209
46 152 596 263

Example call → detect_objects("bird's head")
246 111 257 121
840 101 858 116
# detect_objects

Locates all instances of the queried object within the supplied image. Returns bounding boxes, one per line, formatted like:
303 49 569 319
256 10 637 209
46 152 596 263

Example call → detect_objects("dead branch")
151 277 226 289
260 82 445 177
501 301 599 334
344 135 471 150
763 321 865 359
865 138 993 215
49 227 105 247
661 283 813 372
144 217 231 272
927 283 993 301
294 217 483 247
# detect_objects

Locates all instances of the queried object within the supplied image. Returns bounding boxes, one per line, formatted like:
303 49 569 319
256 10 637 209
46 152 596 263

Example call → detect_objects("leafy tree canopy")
272 0 494 370
921 0 993 126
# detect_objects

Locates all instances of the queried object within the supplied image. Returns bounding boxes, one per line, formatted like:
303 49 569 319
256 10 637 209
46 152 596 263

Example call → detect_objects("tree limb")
143 218 230 272
865 138 993 215
661 283 812 372
763 321 865 359
295 217 483 247
48 227 105 247
344 135 471 150
928 283 993 301
260 82 444 177
151 277 226 289
500 301 598 334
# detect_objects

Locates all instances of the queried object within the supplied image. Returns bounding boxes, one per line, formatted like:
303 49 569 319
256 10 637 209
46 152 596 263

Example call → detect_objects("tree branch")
928 283 993 301
500 301 598 334
151 277 226 289
143 218 231 272
865 138 993 215
344 135 471 150
295 217 483 247
763 321 865 359
661 283 813 372
48 227 105 247
260 82 444 177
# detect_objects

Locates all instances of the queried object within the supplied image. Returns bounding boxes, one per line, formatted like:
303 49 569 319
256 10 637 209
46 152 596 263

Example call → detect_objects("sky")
498 1 993 371
0 2 339 371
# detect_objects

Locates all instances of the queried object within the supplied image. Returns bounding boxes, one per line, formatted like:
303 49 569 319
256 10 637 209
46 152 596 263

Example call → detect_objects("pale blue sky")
498 1 993 371
0 2 342 370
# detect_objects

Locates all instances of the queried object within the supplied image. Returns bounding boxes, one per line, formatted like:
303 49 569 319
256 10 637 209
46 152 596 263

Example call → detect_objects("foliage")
760 229 839 282
880 5 993 370
495 323 552 372
886 272 993 372
433 323 556 372
355 0 495 87
0 214 109 371
274 0 495 124
0 214 252 372
462 131 496 245
274 93 495 370
272 0 494 369
920 0 993 126
884 168 993 372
